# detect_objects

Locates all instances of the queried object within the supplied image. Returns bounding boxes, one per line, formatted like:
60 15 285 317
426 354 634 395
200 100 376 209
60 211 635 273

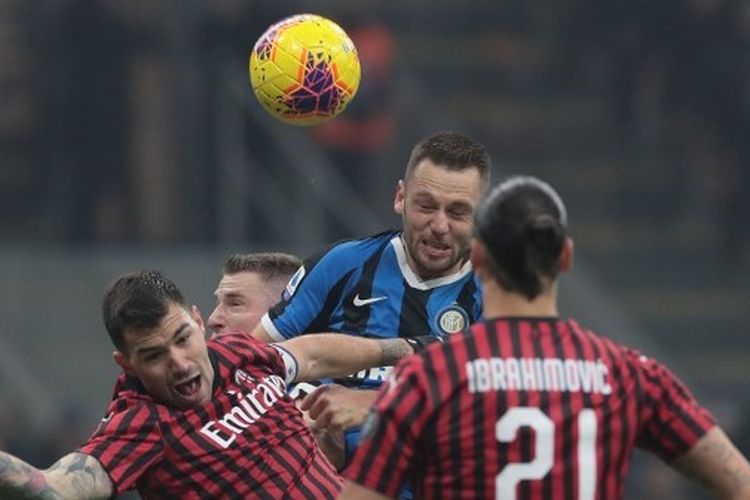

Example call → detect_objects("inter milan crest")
434 304 469 335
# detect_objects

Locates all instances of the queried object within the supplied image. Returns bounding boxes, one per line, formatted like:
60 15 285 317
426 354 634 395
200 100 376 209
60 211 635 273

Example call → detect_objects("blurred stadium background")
0 0 748 497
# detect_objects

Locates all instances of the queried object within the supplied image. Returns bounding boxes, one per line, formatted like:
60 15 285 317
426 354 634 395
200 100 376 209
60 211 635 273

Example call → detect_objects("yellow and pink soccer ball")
249 14 361 126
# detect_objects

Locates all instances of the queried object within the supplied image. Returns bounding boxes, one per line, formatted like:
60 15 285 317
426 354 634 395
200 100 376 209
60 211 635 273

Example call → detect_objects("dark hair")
475 176 568 299
222 252 301 284
405 132 492 191
102 270 185 353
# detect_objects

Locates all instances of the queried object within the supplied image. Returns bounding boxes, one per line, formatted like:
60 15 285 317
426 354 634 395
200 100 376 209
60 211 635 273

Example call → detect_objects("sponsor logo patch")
282 266 306 301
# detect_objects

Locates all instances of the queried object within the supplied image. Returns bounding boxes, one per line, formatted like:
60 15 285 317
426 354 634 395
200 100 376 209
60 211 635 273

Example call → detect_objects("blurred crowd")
564 0 750 262
1 0 749 259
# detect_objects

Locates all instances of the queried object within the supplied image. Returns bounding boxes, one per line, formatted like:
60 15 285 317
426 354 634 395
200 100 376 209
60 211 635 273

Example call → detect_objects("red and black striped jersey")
79 333 342 499
345 317 716 499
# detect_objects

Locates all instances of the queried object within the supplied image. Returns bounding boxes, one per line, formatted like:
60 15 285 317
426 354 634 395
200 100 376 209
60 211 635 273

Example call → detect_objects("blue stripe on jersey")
267 229 483 388
359 244 407 337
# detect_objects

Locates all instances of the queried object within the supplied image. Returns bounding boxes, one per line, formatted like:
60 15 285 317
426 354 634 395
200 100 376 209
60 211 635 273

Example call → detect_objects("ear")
191 304 206 335
113 350 134 375
394 180 405 215
558 237 574 272
470 238 486 275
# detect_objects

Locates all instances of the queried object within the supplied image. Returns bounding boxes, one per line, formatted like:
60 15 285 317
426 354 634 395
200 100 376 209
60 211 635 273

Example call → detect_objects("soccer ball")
249 14 361 126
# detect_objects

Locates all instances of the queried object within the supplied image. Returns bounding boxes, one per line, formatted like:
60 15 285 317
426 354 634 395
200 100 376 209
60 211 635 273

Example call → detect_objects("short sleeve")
78 403 163 495
633 353 716 461
344 356 432 496
270 343 299 384
262 258 334 341
264 241 368 340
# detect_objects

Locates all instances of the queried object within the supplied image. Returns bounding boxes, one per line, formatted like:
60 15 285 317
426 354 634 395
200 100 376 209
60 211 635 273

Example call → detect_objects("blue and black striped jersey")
261 230 483 388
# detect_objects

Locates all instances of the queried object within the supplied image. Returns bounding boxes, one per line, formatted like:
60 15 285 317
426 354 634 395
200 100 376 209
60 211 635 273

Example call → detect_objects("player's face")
117 303 215 410
208 271 280 336
395 159 482 280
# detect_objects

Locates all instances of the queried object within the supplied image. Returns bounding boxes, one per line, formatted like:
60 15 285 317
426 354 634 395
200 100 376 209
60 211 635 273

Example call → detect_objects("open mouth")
174 375 201 399
423 240 450 257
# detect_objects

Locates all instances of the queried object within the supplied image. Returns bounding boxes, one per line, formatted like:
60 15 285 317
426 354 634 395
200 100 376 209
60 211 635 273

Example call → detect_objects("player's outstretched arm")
671 427 750 499
279 334 414 382
250 323 275 343
0 451 112 499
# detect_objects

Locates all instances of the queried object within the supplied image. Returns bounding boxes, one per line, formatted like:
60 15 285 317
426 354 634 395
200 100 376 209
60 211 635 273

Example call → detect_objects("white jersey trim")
391 235 473 290
261 313 287 342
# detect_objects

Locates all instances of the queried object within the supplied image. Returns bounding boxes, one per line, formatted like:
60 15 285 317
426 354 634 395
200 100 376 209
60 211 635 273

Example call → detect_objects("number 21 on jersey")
496 407 596 500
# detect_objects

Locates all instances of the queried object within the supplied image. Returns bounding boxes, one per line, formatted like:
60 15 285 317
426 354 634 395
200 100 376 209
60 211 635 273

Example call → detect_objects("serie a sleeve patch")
270 344 299 385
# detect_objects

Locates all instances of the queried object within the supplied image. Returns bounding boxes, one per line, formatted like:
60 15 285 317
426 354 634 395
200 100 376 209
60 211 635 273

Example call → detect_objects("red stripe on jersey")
79 333 342 498
345 318 716 499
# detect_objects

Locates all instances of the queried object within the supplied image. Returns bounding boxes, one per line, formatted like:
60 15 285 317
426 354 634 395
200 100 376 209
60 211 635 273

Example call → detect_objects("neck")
481 280 559 318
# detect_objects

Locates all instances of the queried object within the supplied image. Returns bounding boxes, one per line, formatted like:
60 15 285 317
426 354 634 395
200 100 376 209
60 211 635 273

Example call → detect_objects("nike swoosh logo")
353 294 388 307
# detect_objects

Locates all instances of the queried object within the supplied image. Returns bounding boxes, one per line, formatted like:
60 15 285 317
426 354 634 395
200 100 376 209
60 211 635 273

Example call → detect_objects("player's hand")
299 384 378 431
294 397 346 470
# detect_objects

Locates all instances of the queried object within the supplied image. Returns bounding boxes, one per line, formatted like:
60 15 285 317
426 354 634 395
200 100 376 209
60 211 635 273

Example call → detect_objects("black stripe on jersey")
398 286 432 338
170 407 241 495
485 321 508 488
533 323 553 500
608 342 636 496
640 391 691 453
261 408 330 499
233 404 304 496
265 436 318 499
568 325 604 500
373 374 423 493
341 239 389 332
455 277 480 323
464 327 485 497
118 440 162 490
510 320 532 500
641 370 703 447
198 399 284 496
157 458 218 500
551 321 574 500
599 340 623 499
309 456 341 500
140 465 177 500
663 387 710 439
99 405 154 472
307 270 356 333
442 341 464 500
420 348 443 498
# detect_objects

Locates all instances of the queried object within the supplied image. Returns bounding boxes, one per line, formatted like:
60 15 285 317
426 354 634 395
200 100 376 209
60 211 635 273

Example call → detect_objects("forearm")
672 427 750 499
288 334 413 381
0 451 57 499
0 451 111 500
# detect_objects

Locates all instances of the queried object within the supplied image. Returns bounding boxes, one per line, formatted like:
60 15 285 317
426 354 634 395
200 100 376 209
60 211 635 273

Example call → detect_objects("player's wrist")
404 335 443 354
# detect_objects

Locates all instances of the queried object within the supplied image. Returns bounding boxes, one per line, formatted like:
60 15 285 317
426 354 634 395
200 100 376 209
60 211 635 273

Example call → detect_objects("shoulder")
306 230 398 270
208 333 276 363
88 395 161 442
208 333 284 374
209 332 262 351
